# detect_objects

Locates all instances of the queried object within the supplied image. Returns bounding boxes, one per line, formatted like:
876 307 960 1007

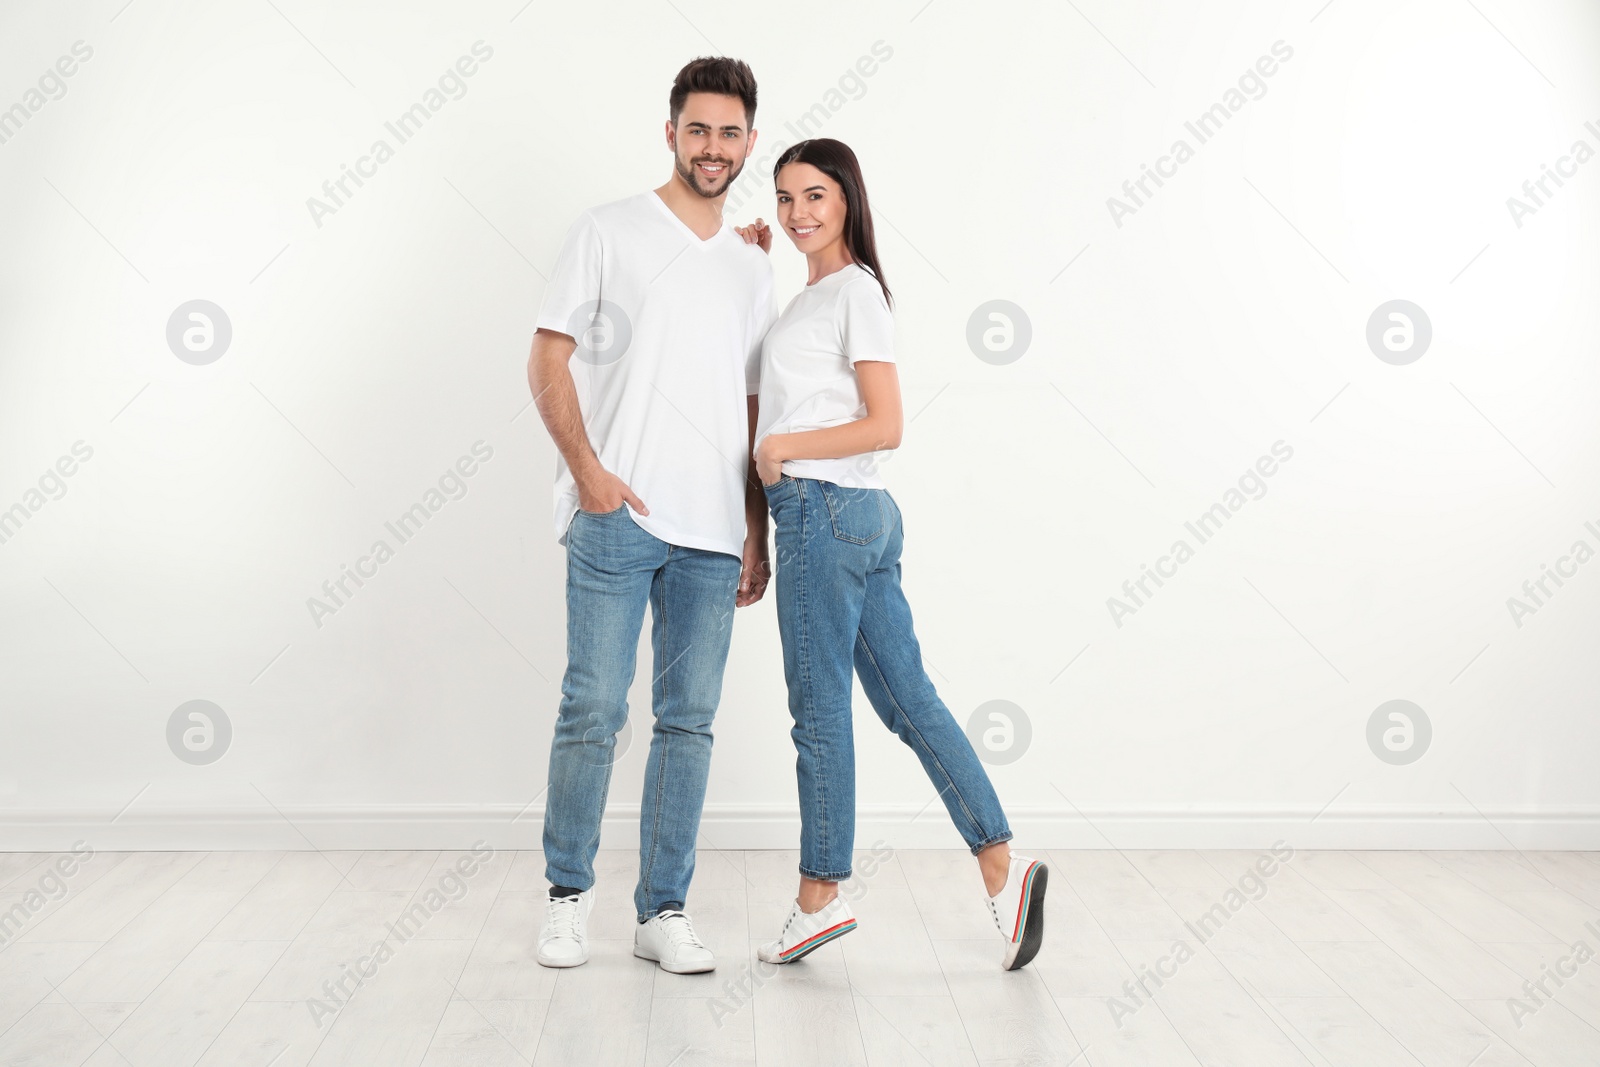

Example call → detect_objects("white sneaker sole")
757 914 859 965
1001 862 1048 971
536 946 589 968
633 943 716 974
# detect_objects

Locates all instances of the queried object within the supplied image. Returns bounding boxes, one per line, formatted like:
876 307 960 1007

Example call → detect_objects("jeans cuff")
968 830 1014 855
797 865 852 881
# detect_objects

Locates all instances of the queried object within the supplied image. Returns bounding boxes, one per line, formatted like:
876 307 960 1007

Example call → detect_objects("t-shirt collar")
648 190 730 250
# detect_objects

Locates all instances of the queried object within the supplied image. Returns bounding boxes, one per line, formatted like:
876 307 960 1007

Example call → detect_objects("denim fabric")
542 503 742 921
762 474 1013 880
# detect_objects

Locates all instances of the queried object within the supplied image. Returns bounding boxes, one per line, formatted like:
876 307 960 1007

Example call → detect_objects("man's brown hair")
669 57 758 128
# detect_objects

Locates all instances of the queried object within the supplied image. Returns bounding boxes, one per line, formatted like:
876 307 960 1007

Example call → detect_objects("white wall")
2 0 1597 854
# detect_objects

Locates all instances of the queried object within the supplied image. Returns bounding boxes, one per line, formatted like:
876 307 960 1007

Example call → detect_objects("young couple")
525 56 1047 976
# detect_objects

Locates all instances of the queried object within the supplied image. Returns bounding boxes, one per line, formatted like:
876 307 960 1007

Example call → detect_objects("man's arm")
527 327 647 514
737 393 770 607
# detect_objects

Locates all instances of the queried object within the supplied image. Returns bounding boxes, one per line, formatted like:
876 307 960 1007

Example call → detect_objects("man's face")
668 92 755 200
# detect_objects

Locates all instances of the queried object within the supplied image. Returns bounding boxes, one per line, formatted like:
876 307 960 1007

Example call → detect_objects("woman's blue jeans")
763 474 1013 881
542 503 741 922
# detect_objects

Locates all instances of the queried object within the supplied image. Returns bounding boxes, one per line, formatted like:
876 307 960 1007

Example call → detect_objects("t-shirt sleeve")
840 275 895 365
534 213 603 338
746 268 777 395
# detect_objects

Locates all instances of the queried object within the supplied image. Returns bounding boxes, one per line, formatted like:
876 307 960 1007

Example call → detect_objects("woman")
738 139 1047 971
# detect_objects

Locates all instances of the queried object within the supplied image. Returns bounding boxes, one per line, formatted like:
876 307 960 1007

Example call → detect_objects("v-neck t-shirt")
753 262 897 489
535 191 776 558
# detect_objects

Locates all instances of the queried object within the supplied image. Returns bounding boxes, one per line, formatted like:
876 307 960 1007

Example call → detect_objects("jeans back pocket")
817 481 885 545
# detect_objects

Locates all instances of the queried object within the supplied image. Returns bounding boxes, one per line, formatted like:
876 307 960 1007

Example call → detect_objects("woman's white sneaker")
634 909 716 973
537 887 594 968
756 895 858 964
987 854 1047 970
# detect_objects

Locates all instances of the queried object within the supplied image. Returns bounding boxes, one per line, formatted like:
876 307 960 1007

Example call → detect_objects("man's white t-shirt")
753 262 896 489
535 191 776 558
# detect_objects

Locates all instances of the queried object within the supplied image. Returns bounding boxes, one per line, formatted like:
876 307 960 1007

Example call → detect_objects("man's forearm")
745 467 768 530
529 336 600 481
745 394 768 533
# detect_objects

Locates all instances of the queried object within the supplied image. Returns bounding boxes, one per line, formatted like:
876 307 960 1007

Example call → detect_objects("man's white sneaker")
986 853 1047 970
634 909 716 974
537 887 593 968
756 895 857 964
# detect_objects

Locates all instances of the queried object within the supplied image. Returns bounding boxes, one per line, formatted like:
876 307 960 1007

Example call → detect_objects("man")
526 56 775 974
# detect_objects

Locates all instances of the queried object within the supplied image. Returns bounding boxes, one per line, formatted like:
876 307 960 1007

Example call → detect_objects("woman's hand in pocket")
755 435 785 487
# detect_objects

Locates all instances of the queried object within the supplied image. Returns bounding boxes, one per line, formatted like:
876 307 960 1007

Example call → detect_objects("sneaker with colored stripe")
756 895 857 964
987 853 1047 970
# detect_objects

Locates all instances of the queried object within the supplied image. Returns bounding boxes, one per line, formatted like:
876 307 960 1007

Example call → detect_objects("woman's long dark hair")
773 138 893 309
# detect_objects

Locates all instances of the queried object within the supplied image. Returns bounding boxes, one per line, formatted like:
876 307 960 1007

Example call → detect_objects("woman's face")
775 162 848 254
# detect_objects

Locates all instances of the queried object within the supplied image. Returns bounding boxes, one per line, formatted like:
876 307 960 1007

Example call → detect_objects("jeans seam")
641 563 671 920
575 694 617 890
855 626 986 842
795 480 833 871
585 534 617 883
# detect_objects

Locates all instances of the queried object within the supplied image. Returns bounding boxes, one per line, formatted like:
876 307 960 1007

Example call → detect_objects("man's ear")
664 119 675 151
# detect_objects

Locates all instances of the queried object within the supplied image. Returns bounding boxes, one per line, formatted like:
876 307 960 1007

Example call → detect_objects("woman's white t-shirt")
754 262 896 489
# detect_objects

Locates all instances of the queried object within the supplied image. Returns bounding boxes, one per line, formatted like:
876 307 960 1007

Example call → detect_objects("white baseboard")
3 803 1598 852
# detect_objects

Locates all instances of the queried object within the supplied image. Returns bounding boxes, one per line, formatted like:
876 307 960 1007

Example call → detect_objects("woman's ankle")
797 877 839 913
978 842 1012 895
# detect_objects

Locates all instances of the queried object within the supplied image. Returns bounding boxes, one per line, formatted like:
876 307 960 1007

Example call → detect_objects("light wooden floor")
1 847 1598 1066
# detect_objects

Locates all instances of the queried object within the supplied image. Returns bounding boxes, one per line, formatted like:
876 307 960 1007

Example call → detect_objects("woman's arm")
755 361 903 483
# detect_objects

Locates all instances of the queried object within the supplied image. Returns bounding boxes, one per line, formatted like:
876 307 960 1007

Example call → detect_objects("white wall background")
2 0 1597 854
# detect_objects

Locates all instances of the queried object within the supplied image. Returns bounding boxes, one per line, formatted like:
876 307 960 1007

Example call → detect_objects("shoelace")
654 909 707 948
546 893 582 940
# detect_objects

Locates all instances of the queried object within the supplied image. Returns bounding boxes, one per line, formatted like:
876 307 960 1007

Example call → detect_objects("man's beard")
675 152 744 199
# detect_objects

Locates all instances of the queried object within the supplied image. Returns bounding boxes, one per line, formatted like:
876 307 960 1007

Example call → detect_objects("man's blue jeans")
542 503 741 922
763 474 1013 880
